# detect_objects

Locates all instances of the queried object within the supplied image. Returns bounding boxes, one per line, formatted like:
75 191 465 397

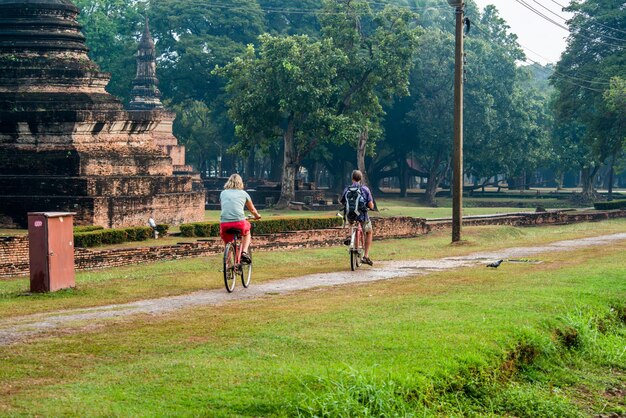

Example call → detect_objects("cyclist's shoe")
241 251 252 264
361 256 373 266
343 237 351 246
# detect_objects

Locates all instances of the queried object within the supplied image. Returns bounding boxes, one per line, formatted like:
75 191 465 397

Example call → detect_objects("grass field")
0 226 624 416
1 219 626 320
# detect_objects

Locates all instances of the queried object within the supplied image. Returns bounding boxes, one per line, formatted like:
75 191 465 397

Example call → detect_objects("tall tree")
552 0 626 199
217 34 349 207
319 0 420 187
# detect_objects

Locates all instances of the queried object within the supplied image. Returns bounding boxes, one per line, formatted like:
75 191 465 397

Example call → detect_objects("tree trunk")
555 171 564 191
245 147 256 181
580 166 599 202
357 128 370 187
423 158 442 206
399 157 408 198
424 173 439 206
276 118 298 208
607 154 616 201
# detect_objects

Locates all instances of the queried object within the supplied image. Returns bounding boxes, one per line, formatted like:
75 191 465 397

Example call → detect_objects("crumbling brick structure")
0 0 205 228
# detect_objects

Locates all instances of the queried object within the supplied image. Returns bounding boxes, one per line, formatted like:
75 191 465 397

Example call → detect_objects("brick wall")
0 236 29 277
0 217 428 278
1 210 625 278
428 210 626 230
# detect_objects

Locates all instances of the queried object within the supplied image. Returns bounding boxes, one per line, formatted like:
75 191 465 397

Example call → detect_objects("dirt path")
1 232 625 346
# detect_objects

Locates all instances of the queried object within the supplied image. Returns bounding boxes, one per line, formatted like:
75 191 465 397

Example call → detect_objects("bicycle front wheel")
357 228 365 264
350 229 358 271
240 247 252 288
223 243 236 292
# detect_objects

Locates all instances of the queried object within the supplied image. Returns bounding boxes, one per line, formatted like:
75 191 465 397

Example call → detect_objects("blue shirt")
340 182 373 222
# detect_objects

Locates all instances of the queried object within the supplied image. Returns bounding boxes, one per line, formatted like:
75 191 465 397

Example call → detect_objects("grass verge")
0 219 625 319
0 243 624 416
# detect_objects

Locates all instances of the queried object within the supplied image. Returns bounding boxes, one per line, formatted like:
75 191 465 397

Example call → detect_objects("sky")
471 0 573 65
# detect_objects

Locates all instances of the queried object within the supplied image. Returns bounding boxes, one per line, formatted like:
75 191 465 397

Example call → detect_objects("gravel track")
1 232 625 346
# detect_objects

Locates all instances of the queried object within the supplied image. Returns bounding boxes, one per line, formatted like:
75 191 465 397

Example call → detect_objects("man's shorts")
361 219 372 233
220 220 251 243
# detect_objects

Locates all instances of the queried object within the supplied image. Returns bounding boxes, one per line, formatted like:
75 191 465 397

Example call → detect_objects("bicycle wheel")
357 228 365 261
223 242 236 292
355 229 363 267
350 229 358 271
240 247 252 288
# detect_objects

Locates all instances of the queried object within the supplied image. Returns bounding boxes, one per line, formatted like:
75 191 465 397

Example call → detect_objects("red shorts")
220 220 251 243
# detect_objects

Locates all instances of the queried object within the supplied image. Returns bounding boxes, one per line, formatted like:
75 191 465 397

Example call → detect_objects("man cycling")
340 170 375 266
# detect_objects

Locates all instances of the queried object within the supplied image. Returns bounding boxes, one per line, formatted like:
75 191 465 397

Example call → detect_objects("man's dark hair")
352 170 362 182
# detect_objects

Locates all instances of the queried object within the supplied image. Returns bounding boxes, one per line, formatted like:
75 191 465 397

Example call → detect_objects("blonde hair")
224 174 244 190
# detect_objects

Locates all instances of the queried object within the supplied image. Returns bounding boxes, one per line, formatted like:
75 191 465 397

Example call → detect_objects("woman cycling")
219 174 261 263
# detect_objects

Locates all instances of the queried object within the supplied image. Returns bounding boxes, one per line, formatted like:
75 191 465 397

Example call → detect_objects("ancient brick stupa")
128 20 195 176
0 0 204 228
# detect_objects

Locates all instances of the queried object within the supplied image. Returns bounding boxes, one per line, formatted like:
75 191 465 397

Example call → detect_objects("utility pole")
448 0 464 242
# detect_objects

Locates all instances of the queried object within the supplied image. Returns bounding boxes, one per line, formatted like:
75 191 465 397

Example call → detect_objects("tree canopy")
70 0 624 204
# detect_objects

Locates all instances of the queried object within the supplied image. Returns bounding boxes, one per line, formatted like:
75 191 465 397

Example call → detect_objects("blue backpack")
344 185 367 222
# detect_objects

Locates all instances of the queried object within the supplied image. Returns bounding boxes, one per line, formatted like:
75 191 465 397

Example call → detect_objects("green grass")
0 240 624 416
1 219 625 320
2 219 626 319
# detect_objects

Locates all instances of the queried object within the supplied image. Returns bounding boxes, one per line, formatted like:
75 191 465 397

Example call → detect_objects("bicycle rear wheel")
223 242 236 292
240 247 252 288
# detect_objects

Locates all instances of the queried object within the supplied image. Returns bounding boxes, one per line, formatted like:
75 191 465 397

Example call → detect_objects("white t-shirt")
219 189 251 223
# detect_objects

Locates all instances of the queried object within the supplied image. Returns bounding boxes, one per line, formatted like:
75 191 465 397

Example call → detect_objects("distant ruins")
0 0 204 228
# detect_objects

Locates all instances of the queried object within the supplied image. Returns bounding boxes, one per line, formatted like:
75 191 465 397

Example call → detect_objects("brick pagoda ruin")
0 0 204 228
128 20 195 176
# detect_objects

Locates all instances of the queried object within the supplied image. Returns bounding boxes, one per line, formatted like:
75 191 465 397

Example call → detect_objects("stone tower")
0 0 204 228
128 20 163 111
128 20 193 174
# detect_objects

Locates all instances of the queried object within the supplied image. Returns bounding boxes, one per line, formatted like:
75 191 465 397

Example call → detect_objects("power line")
196 1 450 16
530 0 626 42
512 0 625 48
548 0 567 9
523 58 605 93
514 0 570 31
518 43 610 85
547 0 626 36
471 22 610 90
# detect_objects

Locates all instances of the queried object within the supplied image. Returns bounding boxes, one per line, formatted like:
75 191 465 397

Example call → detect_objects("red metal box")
28 212 76 293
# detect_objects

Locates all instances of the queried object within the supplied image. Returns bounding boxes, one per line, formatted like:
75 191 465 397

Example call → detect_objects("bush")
100 229 128 245
73 225 104 233
179 224 196 237
73 226 157 248
156 224 169 236
74 231 102 248
134 227 152 241
593 199 626 210
178 217 343 238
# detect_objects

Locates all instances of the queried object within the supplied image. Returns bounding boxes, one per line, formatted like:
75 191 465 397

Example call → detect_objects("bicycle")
222 220 254 293
348 220 365 271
